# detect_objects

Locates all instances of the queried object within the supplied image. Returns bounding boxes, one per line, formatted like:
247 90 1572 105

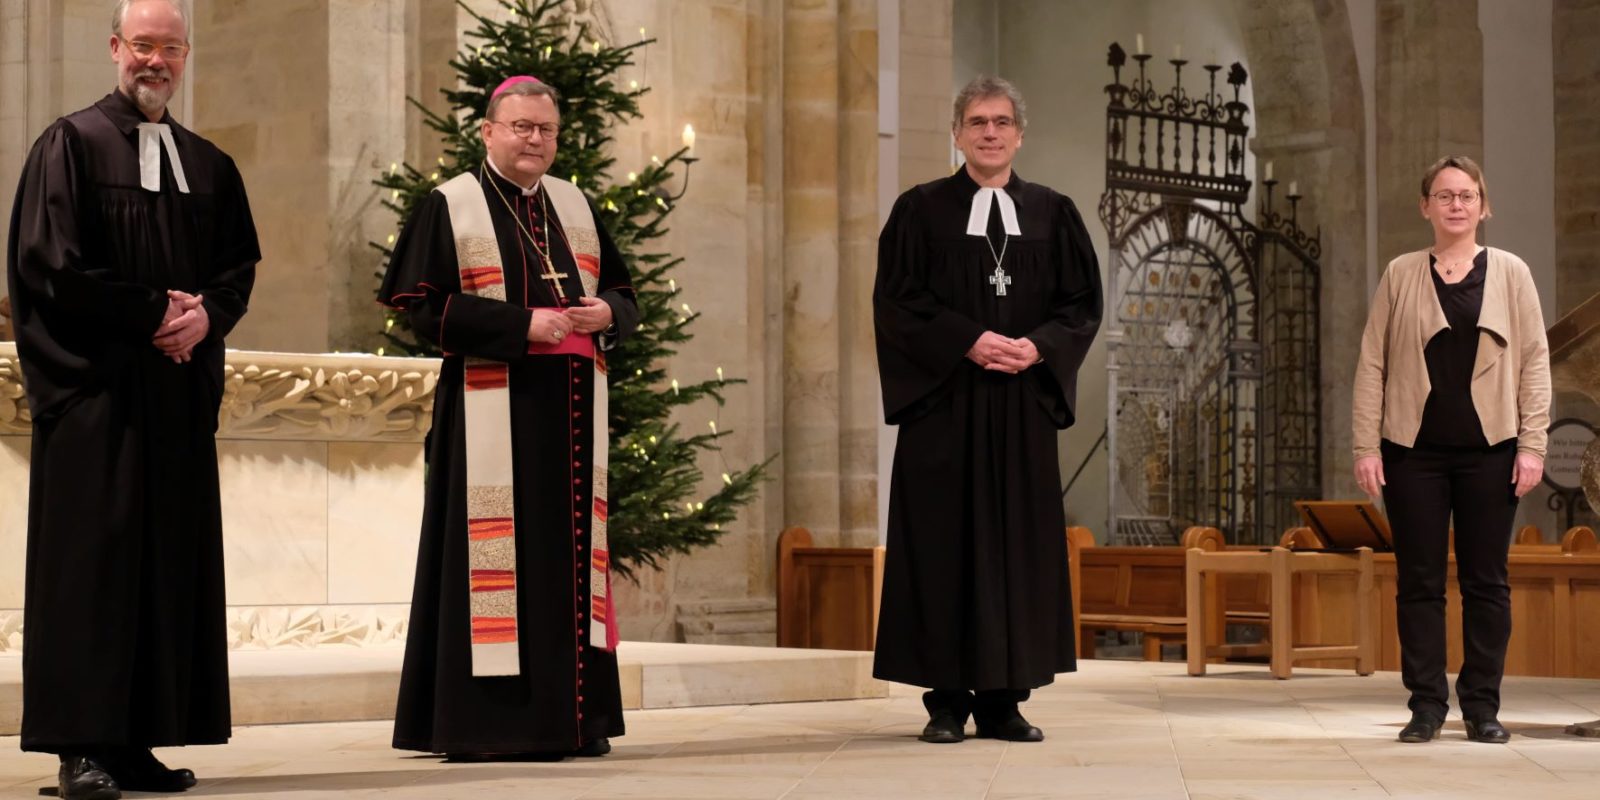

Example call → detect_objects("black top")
1416 248 1490 448
6 90 259 420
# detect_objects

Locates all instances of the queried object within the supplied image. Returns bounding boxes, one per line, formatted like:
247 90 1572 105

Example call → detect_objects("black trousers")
1380 440 1518 720
923 689 1029 723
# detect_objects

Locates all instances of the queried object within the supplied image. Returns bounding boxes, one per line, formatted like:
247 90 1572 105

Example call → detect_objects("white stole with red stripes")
437 170 615 678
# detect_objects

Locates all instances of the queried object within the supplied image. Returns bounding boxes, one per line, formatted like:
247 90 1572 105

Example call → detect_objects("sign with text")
1544 419 1596 492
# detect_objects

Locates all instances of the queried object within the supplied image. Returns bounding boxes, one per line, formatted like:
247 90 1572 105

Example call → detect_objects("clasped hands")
967 331 1041 374
526 297 613 344
155 290 208 363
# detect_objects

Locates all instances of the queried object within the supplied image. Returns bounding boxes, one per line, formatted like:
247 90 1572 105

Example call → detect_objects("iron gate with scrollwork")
1097 43 1322 545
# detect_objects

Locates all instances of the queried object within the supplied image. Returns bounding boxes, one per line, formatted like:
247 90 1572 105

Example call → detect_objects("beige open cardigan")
1351 247 1551 460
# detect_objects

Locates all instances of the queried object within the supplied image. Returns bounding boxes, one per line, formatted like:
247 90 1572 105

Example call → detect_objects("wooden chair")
1186 543 1376 679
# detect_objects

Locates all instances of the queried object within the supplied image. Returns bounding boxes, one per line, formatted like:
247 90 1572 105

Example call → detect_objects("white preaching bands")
967 187 1019 297
136 122 190 194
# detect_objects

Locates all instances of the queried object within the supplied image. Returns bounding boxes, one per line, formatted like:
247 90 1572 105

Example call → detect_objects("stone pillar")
1555 0 1600 321
781 0 844 544
1553 0 1600 421
190 1 411 355
407 0 459 170
897 0 952 185
190 3 333 353
838 0 879 547
1 0 121 295
327 1 410 353
1374 0 1483 264
1236 0 1368 499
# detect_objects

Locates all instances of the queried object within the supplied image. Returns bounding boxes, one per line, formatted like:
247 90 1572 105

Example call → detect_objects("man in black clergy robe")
6 1 258 797
873 76 1103 744
380 77 638 759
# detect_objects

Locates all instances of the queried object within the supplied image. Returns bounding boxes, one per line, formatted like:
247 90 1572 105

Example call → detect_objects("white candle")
1135 34 1145 55
1264 161 1274 182
1173 44 1182 60
1288 181 1299 196
682 123 696 152
1207 47 1218 65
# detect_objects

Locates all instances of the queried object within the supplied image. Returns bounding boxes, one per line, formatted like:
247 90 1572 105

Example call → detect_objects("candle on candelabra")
1264 161 1274 181
682 123 696 154
1288 181 1298 196
1173 44 1182 60
1136 33 1145 54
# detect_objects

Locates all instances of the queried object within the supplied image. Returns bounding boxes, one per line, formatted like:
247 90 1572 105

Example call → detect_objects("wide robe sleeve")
378 189 533 362
1022 195 1104 429
873 189 987 425
198 153 259 342
7 121 168 340
590 198 639 351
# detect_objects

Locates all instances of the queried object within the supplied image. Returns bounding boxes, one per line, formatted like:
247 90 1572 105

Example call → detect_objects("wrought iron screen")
1098 43 1321 545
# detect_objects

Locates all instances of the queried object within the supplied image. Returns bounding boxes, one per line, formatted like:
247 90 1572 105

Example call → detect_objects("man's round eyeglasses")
119 37 189 62
491 119 560 140
1430 190 1480 206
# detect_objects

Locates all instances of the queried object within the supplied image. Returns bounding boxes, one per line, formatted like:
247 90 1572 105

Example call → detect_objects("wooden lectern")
1548 293 1600 737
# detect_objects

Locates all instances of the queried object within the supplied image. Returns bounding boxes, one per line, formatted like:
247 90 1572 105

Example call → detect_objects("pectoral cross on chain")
988 265 1012 297
539 255 569 302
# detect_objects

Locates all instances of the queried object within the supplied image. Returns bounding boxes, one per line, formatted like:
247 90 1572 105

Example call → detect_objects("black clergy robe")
872 169 1102 692
6 91 258 753
380 165 638 754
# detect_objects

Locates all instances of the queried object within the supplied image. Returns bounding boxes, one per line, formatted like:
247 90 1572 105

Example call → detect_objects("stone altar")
0 342 438 652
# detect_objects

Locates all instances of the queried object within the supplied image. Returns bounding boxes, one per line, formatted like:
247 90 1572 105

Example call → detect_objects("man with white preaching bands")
8 1 258 798
873 76 1103 744
379 76 638 760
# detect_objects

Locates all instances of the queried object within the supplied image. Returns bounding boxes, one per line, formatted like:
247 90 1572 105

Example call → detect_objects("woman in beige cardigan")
1352 156 1551 745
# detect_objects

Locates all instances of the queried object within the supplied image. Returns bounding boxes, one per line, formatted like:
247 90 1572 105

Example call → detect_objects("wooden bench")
1076 526 1263 660
776 526 1088 652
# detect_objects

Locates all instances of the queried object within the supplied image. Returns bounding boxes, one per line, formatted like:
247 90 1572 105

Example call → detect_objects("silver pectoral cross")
989 265 1012 297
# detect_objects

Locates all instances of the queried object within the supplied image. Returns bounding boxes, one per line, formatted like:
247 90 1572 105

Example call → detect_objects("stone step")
0 641 887 735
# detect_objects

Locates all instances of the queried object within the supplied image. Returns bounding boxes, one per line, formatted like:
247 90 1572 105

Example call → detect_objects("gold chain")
480 163 566 301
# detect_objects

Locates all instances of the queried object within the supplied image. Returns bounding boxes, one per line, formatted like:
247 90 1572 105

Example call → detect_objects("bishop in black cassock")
6 3 257 797
380 77 638 759
873 77 1102 744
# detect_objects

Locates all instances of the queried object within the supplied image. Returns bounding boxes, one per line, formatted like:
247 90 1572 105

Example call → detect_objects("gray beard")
130 79 173 117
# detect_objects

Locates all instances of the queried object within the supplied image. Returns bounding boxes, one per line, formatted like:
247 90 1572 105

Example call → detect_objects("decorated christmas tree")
371 0 768 578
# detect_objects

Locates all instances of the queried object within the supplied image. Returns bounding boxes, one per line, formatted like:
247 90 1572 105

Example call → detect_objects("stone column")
190 1 412 355
1555 0 1600 321
190 3 334 353
1374 0 1483 263
897 0 952 185
1 0 121 292
1553 0 1600 427
781 0 844 544
1236 0 1368 499
327 1 410 353
838 0 879 547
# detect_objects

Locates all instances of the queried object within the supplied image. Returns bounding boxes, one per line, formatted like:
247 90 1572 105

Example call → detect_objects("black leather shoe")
104 748 196 792
572 738 611 757
1397 713 1445 743
56 755 121 800
1464 717 1511 744
918 712 966 743
975 712 1044 743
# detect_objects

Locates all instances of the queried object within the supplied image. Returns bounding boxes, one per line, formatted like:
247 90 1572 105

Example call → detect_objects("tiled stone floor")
3 659 1597 799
